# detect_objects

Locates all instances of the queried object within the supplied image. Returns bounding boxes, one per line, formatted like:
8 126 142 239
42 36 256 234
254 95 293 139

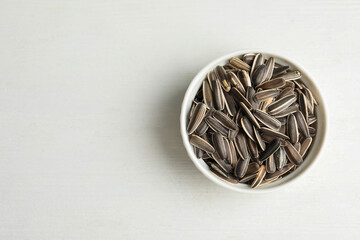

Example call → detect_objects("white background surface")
0 0 359 239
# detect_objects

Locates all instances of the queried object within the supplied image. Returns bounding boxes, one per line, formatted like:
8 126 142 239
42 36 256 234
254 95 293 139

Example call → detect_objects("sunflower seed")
230 88 252 109
264 57 275 82
309 126 316 137
187 103 207 134
205 116 229 136
259 139 281 162
260 98 273 112
246 86 258 109
260 127 290 140
228 129 238 140
207 70 218 89
272 65 289 78
252 64 267 86
253 89 280 102
266 154 276 173
215 65 231 92
253 109 281 130
195 120 209 136
212 132 227 159
234 131 250 160
293 80 303 89
283 140 303 165
235 158 250 178
190 135 215 153
265 163 294 180
300 137 312 157
241 116 256 142
229 57 251 71
303 86 318 107
294 142 301 152
277 87 295 99
259 176 280 186
213 79 225 110
209 162 239 184
253 126 266 151
274 146 286 170
211 152 233 173
238 70 252 88
272 105 299 118
227 72 246 95
256 77 285 90
250 53 264 77
229 140 238 167
299 92 309 122
287 113 299 144
251 165 266 188
308 115 317 125
239 173 257 183
213 110 238 130
242 53 255 65
248 135 259 159
203 80 213 108
294 111 310 138
268 94 297 115
278 71 301 81
239 102 261 129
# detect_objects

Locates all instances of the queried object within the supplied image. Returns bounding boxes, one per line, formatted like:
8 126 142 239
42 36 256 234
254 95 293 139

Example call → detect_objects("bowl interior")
180 50 327 192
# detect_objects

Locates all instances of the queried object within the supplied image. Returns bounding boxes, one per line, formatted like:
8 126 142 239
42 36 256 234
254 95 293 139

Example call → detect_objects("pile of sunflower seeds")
187 53 318 188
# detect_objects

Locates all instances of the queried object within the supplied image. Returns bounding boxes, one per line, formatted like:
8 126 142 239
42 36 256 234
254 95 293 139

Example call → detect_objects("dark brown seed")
294 111 310 138
266 154 276 173
272 105 299 118
228 129 238 140
294 142 301 152
251 165 266 188
195 120 209 136
254 126 266 151
268 94 297 115
277 117 287 125
203 80 213 108
223 91 237 116
300 137 312 157
209 162 239 184
205 117 229 136
283 140 303 165
211 152 233 173
230 88 252 109
247 136 259 159
242 53 255 65
264 57 275 82
216 66 231 92
187 103 207 134
207 70 217 89
256 77 285 90
195 147 204 158
259 139 281 161
239 102 261 129
265 163 294 180
229 57 251 71
223 138 231 162
287 113 299 144
227 72 246 95
253 109 281 130
235 158 250 178
237 70 252 88
213 79 224 110
309 127 316 137
308 115 317 125
253 89 280 102
246 86 258 109
299 92 309 122
272 65 289 78
281 80 295 89
213 110 238 130
239 173 257 183
250 53 264 77
212 132 227 159
260 98 273 112
278 71 301 81
234 132 250 161
252 64 267 86
229 140 238 167
260 127 290 140
277 87 295 99
247 162 260 175
274 146 286 170
190 135 215 153
241 116 256 142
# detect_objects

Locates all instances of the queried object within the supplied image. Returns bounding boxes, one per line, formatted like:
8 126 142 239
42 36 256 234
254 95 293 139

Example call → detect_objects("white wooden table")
0 0 359 239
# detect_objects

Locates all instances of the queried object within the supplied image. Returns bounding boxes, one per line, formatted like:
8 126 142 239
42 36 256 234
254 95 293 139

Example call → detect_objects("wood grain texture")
0 0 359 239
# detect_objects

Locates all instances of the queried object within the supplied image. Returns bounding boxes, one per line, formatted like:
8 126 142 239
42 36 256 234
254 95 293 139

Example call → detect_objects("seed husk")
251 165 266 188
272 65 289 78
242 53 255 65
211 152 233 173
260 98 273 112
195 120 209 136
299 92 309 122
308 115 317 125
259 176 280 186
246 86 258 109
205 116 229 136
252 64 267 86
259 139 281 162
230 87 252 109
294 142 301 152
203 80 213 108
223 92 236 117
260 127 290 140
250 53 264 77
283 140 303 165
239 102 261 129
237 70 252 88
253 89 280 102
215 65 230 92
266 154 276 173
235 158 250 178
209 162 239 184
287 113 299 144
265 163 294 180
294 111 310 138
229 57 251 71
278 71 301 81
253 109 281 130
241 116 256 142
234 131 250 161
227 72 246 95
190 135 215 153
248 135 259 159
213 110 238 130
229 140 238 167
256 77 285 90
264 57 275 82
309 126 316 137
239 173 257 183
268 94 297 115
277 87 295 99
247 162 260 175
300 137 312 157
274 146 286 170
187 102 207 134
213 79 225 110
254 126 266 151
207 70 217 89
272 105 299 118
228 129 238 140
212 132 227 159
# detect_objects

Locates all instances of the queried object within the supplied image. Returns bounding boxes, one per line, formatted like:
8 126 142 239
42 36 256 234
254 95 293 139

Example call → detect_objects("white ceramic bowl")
180 50 327 193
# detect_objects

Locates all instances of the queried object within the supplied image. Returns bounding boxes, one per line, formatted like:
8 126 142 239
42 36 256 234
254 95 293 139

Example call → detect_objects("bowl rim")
180 49 327 193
